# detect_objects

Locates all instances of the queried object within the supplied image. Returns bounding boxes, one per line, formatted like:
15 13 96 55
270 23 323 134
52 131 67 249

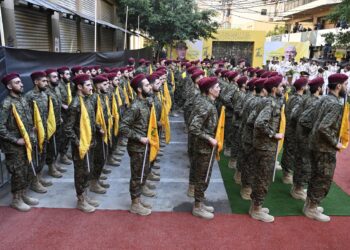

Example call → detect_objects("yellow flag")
278 104 286 154
215 106 226 160
170 71 176 92
204 69 208 77
33 101 45 153
128 80 134 100
161 98 171 144
115 87 123 107
123 85 130 106
147 104 160 162
163 82 172 113
47 96 56 140
105 95 113 144
12 104 33 163
285 92 289 102
79 96 92 159
67 82 72 105
149 64 153 74
96 95 108 144
181 71 187 79
111 94 120 137
339 103 349 150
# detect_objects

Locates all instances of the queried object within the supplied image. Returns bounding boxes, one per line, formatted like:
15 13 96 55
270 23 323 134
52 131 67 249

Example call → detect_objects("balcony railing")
284 0 317 12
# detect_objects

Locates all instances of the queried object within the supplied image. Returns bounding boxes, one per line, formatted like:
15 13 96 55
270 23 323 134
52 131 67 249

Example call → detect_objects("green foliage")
327 0 350 23
322 31 350 49
266 25 286 37
322 32 336 44
115 0 219 49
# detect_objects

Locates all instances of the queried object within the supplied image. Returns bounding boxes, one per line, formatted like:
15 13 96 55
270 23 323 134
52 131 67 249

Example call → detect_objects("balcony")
281 0 342 18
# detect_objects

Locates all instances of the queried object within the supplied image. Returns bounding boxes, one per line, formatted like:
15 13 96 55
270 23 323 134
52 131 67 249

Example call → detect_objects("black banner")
0 46 152 101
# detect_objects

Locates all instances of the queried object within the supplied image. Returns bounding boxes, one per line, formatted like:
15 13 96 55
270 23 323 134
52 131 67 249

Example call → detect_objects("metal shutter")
49 0 77 12
80 22 95 52
100 0 114 23
14 7 50 51
59 17 78 53
100 27 114 51
80 0 95 20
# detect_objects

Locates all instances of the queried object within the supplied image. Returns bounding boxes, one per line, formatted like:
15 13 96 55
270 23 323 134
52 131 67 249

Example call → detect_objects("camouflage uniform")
25 89 48 176
120 96 151 200
293 94 320 187
45 84 62 165
189 95 218 202
135 66 148 75
280 93 304 174
183 80 198 126
65 95 97 195
174 70 186 109
251 95 282 206
306 93 343 206
0 94 35 193
167 70 176 112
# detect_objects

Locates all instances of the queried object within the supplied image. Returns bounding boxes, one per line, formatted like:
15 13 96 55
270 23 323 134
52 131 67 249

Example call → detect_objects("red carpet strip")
0 207 349 250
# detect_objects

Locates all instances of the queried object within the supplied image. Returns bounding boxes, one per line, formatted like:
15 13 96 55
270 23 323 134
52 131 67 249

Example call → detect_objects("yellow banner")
147 104 160 162
47 96 56 140
215 106 225 160
79 96 92 159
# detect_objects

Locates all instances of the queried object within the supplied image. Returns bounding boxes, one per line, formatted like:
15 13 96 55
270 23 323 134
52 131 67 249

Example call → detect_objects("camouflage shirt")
58 80 73 106
135 66 148 75
120 96 152 152
284 93 304 141
46 84 62 126
240 95 261 146
152 93 162 122
309 93 343 153
25 89 49 131
189 95 218 154
0 94 35 154
253 95 282 151
232 90 247 127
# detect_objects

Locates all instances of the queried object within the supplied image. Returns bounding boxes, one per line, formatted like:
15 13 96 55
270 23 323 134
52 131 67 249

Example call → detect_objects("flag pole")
94 0 97 52
140 143 149 183
86 152 90 173
124 6 129 50
205 146 216 183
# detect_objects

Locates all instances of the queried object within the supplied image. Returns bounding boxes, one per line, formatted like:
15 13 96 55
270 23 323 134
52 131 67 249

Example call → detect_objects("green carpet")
218 154 350 216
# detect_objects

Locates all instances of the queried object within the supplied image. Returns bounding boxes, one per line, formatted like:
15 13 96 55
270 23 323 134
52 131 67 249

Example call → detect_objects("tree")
327 0 350 24
266 25 286 37
115 0 219 56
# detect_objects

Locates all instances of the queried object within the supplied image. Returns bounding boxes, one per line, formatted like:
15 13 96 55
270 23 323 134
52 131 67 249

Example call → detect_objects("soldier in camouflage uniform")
0 73 38 211
184 70 205 198
135 59 148 75
293 77 324 201
57 66 73 165
25 71 51 193
302 74 348 222
250 76 284 223
230 76 247 183
120 74 153 216
45 69 66 178
65 74 99 213
236 78 262 199
89 75 111 195
174 62 190 110
189 77 220 220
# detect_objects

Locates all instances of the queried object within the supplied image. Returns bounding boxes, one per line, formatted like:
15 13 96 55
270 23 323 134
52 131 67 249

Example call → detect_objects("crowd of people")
0 56 348 223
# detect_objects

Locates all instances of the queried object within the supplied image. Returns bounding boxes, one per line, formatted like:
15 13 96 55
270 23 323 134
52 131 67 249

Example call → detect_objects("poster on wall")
170 40 203 61
263 41 310 64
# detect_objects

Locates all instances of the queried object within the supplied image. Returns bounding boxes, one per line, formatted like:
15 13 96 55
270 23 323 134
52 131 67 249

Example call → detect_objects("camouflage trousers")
174 85 185 109
193 149 215 202
5 150 29 193
58 118 70 156
46 134 58 165
280 136 296 174
28 142 47 183
230 125 241 163
224 114 233 149
240 143 255 189
307 150 336 206
72 145 94 196
293 139 312 187
188 133 195 185
91 133 107 180
128 150 150 200
251 149 276 206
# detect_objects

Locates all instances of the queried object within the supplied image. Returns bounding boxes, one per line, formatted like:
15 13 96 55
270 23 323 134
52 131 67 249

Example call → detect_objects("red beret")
165 60 172 65
260 71 271 79
156 66 166 71
120 67 128 73
107 73 118 81
198 77 218 92
224 71 232 78
185 63 192 69
191 70 205 82
187 66 198 75
93 75 108 84
131 74 146 90
57 66 70 73
71 65 82 73
254 78 266 89
111 68 120 73
237 76 248 86
214 68 222 76
31 71 47 81
221 70 229 77
264 76 283 90
256 69 266 77
308 77 324 87
293 77 308 89
328 73 348 84
82 66 91 72
228 71 239 81
247 67 255 73
218 63 224 67
93 65 101 70
147 74 159 83
72 74 91 85
139 58 146 64
174 60 180 64
128 57 135 63
127 66 134 72
238 59 245 64
104 67 111 73
212 61 219 65
157 69 167 76
269 72 278 77
145 60 151 66
1 72 20 85
247 78 257 88
45 69 57 75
